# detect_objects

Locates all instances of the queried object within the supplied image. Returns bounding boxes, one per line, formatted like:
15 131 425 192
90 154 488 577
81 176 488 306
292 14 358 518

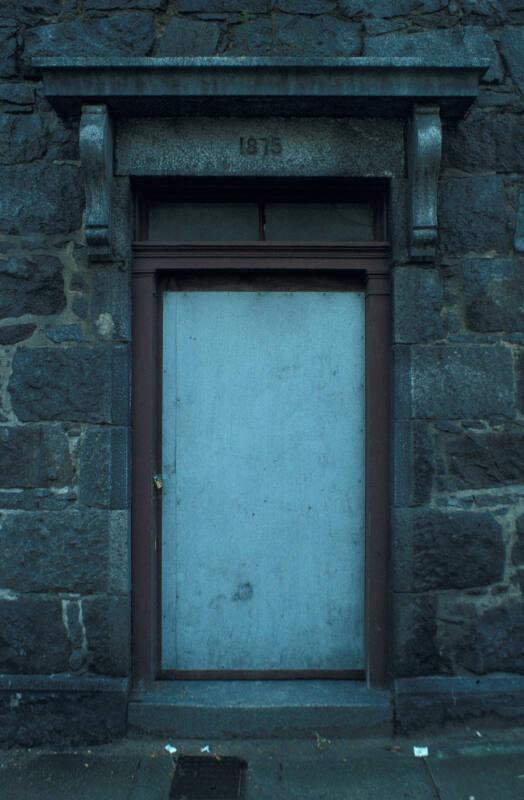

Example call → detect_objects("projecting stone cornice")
34 57 488 119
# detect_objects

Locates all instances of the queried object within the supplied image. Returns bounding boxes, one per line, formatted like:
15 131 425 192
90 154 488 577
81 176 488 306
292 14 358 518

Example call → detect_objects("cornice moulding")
34 57 489 119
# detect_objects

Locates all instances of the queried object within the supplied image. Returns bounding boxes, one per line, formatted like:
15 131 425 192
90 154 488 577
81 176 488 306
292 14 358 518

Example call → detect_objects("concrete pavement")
1 729 523 799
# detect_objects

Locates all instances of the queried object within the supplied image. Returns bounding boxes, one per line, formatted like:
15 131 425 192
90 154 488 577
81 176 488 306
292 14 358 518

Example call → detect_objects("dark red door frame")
131 242 391 689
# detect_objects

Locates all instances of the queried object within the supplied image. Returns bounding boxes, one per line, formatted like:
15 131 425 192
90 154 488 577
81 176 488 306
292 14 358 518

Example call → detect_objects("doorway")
132 179 390 686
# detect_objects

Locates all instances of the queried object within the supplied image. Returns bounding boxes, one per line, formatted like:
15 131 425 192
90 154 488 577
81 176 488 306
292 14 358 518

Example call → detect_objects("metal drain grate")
170 756 247 800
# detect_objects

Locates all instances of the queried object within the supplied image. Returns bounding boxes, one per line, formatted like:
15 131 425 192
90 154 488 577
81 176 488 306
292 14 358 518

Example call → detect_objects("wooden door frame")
132 241 391 689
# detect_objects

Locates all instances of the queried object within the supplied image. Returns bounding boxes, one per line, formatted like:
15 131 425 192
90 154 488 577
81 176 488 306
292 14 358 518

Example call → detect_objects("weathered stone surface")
440 601 524 674
0 511 119 594
85 0 164 8
24 13 155 61
0 113 47 164
228 15 360 56
0 163 83 235
500 27 524 94
439 175 510 255
0 323 35 344
0 511 112 593
0 595 70 673
394 508 504 592
275 0 336 13
45 324 85 343
393 267 444 343
157 16 220 57
393 421 434 507
0 678 128 746
364 26 503 83
463 259 524 332
0 83 35 108
395 674 524 733
342 0 446 15
443 114 524 173
0 254 65 319
8 345 129 424
512 513 524 565
515 192 524 253
518 351 524 415
394 594 440 677
0 25 17 78
79 427 129 509
0 489 76 511
0 425 72 489
1 0 62 20
440 430 524 491
83 596 130 676
406 344 515 419
177 0 269 9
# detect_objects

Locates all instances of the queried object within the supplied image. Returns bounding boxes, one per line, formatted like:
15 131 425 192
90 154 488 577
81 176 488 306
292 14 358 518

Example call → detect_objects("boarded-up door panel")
162 290 365 671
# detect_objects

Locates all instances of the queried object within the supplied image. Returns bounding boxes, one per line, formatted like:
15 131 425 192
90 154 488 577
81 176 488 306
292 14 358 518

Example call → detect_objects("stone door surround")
35 56 488 264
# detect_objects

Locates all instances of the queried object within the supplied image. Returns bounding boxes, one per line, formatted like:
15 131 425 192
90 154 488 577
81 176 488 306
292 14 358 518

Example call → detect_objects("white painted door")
161 290 365 671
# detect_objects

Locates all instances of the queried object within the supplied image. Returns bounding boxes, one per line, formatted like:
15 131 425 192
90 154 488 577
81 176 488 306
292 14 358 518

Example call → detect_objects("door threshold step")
128 680 392 739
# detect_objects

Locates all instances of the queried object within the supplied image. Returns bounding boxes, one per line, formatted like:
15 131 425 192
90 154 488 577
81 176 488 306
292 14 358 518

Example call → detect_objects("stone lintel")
34 57 488 119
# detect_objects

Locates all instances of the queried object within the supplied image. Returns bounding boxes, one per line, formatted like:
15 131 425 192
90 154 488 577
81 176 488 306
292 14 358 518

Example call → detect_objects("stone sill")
33 57 489 118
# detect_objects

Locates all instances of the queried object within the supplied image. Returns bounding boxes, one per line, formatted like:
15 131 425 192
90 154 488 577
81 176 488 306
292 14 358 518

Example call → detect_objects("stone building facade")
0 0 523 744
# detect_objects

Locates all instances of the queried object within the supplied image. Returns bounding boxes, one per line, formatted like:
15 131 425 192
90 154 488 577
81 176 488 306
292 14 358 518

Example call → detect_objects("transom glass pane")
149 202 259 241
264 203 374 241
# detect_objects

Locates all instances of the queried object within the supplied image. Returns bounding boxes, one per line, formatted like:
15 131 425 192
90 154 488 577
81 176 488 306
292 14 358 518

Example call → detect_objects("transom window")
135 179 387 242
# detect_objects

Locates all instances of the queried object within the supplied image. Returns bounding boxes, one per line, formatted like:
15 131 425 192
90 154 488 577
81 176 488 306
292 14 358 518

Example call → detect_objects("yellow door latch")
153 475 163 490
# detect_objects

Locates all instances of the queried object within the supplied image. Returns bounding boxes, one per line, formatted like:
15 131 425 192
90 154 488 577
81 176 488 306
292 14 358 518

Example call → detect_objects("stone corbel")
408 105 442 262
79 104 113 262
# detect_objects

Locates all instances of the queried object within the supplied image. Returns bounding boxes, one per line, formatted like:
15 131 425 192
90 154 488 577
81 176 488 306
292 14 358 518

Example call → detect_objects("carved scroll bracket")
79 104 114 262
408 105 442 262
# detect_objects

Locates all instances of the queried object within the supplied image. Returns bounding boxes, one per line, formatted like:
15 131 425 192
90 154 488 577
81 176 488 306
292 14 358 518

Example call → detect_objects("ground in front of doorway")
1 729 524 799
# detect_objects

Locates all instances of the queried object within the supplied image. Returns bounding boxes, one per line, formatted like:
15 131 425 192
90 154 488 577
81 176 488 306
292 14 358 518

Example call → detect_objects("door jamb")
131 242 391 689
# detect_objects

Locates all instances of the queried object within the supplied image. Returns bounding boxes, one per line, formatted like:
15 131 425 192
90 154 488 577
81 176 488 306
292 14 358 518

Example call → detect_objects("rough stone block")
501 27 524 94
395 675 524 733
157 16 221 56
79 427 129 509
439 175 510 256
0 25 17 78
393 594 440 677
83 595 130 676
0 510 120 594
364 26 503 83
512 513 524 565
178 0 269 9
24 13 155 62
443 113 524 173
394 508 504 592
9 345 129 424
0 114 47 164
463 259 523 332
0 595 71 673
407 344 515 419
0 676 128 746
0 425 72 489
85 0 164 7
342 0 446 15
0 83 35 109
515 192 524 252
440 430 524 491
0 254 65 319
518 351 524 415
393 420 434 506
229 15 360 56
275 0 336 12
0 323 35 344
0 163 83 235
440 600 524 674
0 489 77 512
393 267 444 344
